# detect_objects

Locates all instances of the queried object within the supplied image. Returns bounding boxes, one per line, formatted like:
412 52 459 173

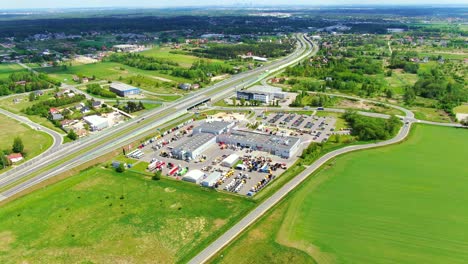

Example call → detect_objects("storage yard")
123 111 336 196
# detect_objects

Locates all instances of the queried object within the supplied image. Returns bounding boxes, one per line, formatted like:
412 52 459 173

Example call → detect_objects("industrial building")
83 115 109 131
109 82 141 97
221 153 239 167
171 133 216 160
192 120 235 135
217 130 301 158
236 85 286 104
182 169 205 184
201 171 222 187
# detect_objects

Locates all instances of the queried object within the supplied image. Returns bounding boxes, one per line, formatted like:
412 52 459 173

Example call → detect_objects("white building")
83 115 109 131
237 85 286 104
171 133 216 160
182 169 205 184
192 120 235 135
201 171 222 187
221 153 239 167
218 130 301 159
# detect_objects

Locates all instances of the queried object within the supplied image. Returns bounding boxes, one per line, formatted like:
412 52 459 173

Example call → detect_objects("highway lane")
188 109 414 264
0 34 314 201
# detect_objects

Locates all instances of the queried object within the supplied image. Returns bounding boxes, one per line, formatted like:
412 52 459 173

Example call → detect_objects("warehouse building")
182 169 205 184
201 171 222 187
221 153 239 167
236 85 286 104
217 130 301 158
83 115 109 131
192 120 234 135
171 133 216 160
109 82 141 97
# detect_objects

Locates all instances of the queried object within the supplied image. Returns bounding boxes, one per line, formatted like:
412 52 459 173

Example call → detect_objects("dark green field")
212 125 468 264
0 167 254 263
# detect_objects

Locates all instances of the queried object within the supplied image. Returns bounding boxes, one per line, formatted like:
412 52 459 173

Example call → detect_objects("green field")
454 104 468 114
412 106 453 123
140 46 215 68
385 72 418 95
0 166 254 263
36 62 192 84
0 63 26 80
0 114 53 162
212 125 468 264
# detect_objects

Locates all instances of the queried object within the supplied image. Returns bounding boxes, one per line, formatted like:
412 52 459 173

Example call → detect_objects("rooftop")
247 85 283 94
110 82 140 92
196 120 233 132
220 130 300 151
172 133 215 153
83 115 108 125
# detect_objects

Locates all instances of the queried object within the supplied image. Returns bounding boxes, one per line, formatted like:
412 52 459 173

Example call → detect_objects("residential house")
80 106 91 114
7 153 23 163
178 83 192 90
49 108 60 115
51 113 64 121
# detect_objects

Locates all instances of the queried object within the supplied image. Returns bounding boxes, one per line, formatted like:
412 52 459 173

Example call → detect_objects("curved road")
189 91 467 263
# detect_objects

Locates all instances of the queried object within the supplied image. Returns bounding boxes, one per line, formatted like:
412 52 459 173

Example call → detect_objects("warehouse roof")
83 115 108 126
194 120 233 133
172 133 215 153
110 82 140 92
202 171 222 186
182 169 205 183
247 85 283 94
219 130 300 152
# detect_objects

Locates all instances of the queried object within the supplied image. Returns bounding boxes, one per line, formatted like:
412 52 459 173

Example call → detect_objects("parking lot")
124 111 337 196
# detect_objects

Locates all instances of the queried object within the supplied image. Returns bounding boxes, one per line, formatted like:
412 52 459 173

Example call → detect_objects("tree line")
0 71 60 96
344 111 401 141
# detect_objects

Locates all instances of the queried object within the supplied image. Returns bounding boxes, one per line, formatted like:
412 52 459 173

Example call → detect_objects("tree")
12 137 24 154
116 163 125 173
385 89 394 99
240 98 245 106
29 92 36 101
67 129 78 141
152 170 162 181
403 86 416 105
461 117 468 126
232 98 237 106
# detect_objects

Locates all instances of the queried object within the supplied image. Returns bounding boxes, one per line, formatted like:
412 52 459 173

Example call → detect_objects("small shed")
221 153 239 167
7 153 23 163
182 169 205 184
201 171 222 187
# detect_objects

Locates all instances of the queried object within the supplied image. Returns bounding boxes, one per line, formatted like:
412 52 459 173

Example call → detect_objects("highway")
0 33 315 201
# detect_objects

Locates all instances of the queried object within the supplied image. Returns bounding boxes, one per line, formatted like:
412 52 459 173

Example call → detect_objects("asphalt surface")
0 33 314 201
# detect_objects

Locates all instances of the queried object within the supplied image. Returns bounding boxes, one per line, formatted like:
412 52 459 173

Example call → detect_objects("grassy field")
0 166 255 263
412 106 453 123
384 72 418 95
36 62 192 84
454 104 468 114
140 46 214 68
0 114 53 162
0 63 26 80
212 124 468 264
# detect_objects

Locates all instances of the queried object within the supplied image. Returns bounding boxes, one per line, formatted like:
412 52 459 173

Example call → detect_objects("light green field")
454 104 468 114
0 114 53 161
36 62 192 84
0 166 254 263
212 125 468 264
0 63 26 80
412 106 453 123
385 72 418 94
0 91 56 114
140 46 213 68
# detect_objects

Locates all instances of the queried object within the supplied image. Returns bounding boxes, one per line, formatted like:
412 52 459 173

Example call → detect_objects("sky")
0 0 466 9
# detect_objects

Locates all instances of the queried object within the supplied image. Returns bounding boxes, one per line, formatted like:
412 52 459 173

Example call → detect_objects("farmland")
0 166 254 263
211 124 468 264
0 64 26 80
140 46 220 68
0 114 53 164
36 62 192 85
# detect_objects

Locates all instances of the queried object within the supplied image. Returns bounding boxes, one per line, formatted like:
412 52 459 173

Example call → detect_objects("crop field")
0 63 26 80
212 125 468 264
0 114 53 162
0 166 254 263
36 62 192 84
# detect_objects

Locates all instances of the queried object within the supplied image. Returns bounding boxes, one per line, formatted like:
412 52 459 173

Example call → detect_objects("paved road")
188 112 414 264
0 108 63 149
212 106 391 119
0 34 314 201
